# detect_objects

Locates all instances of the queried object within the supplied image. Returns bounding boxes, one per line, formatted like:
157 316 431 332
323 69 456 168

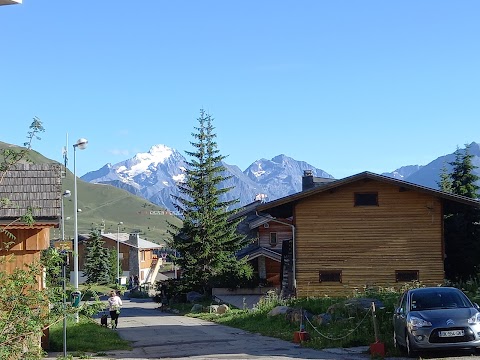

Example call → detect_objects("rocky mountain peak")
82 142 480 213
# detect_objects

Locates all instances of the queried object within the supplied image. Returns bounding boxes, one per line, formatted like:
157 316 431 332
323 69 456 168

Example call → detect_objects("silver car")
393 287 480 357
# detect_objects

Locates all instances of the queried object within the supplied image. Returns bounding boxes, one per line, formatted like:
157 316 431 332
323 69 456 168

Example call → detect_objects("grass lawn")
49 317 131 353
79 284 115 298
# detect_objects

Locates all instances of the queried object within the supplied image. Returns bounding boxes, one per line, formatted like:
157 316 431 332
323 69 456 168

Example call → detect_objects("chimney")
302 170 314 191
254 193 268 203
129 233 140 247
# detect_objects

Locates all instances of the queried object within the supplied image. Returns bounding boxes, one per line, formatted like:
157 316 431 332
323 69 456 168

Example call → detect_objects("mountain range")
81 144 333 212
381 142 480 188
82 142 480 212
0 141 182 242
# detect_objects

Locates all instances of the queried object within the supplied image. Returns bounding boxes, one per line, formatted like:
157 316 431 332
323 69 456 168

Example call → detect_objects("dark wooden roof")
258 171 480 217
0 163 62 222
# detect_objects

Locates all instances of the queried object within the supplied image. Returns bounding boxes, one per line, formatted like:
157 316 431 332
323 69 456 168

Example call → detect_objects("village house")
76 231 164 285
232 200 287 288
254 170 480 297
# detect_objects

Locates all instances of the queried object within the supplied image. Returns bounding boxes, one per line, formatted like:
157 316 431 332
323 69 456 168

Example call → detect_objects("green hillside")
0 141 181 244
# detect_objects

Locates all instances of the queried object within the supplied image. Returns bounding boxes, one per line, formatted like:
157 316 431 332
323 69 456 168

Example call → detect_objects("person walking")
107 290 123 329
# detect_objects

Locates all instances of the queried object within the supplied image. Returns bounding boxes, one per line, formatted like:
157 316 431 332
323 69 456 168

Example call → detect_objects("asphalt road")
46 298 480 360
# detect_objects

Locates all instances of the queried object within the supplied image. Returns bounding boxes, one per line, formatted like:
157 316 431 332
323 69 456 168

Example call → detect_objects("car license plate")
438 330 464 337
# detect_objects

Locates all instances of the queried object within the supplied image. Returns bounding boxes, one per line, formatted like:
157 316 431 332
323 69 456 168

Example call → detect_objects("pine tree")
449 145 480 198
83 230 111 284
443 144 480 280
168 109 252 295
437 163 452 193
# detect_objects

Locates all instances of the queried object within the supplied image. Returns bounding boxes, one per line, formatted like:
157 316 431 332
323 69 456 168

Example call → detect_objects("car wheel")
405 332 417 358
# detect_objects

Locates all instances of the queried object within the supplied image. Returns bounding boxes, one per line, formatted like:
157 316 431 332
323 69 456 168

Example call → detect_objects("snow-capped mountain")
82 142 480 214
245 154 333 200
381 165 424 180
81 145 333 212
81 145 188 211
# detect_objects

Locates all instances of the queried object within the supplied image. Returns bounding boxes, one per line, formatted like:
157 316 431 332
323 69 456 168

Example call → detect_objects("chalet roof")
257 171 480 216
0 163 61 223
101 232 164 250
229 200 262 221
248 215 273 229
236 244 282 262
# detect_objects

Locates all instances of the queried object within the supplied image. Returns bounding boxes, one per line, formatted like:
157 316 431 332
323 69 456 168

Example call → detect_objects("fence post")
369 301 385 356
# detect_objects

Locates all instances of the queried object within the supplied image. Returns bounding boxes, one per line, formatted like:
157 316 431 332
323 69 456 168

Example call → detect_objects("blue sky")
1 1 479 179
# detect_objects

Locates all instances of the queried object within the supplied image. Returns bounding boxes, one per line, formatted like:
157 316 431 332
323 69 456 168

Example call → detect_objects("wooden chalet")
256 171 480 297
234 201 282 287
77 232 164 285
0 163 62 349
0 163 61 285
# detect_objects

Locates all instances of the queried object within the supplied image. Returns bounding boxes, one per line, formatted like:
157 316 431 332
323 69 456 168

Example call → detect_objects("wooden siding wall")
248 257 281 285
0 228 50 252
140 249 155 270
295 180 444 297
78 239 132 271
0 228 50 290
258 220 292 250
100 239 131 273
266 257 281 285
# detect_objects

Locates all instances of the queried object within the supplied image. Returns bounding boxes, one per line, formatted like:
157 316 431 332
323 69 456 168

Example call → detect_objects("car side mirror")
474 303 480 309
394 307 403 315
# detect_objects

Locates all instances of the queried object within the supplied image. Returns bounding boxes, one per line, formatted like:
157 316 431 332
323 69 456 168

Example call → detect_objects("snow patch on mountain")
172 174 185 182
121 145 174 178
77 141 480 213
82 144 335 212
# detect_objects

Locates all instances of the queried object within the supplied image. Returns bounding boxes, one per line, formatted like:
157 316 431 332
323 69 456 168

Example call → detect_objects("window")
269 232 277 247
141 251 146 262
396 270 419 282
354 192 378 206
319 270 342 283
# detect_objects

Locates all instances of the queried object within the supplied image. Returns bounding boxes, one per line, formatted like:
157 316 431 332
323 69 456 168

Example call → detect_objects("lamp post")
61 190 71 241
117 222 123 285
73 138 88 294
60 189 71 357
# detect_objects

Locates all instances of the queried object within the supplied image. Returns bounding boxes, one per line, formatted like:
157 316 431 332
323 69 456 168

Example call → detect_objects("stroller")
160 296 169 312
100 311 108 327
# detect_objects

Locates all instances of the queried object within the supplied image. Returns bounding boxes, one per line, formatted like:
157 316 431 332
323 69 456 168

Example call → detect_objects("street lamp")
73 138 88 293
117 222 123 284
60 189 71 357
61 190 71 241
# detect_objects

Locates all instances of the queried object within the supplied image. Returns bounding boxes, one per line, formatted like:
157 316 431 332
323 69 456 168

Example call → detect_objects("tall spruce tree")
168 110 252 295
449 145 480 198
437 163 452 193
83 230 111 284
443 144 480 280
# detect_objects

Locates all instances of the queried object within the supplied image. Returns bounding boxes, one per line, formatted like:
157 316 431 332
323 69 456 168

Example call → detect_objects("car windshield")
410 289 472 311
